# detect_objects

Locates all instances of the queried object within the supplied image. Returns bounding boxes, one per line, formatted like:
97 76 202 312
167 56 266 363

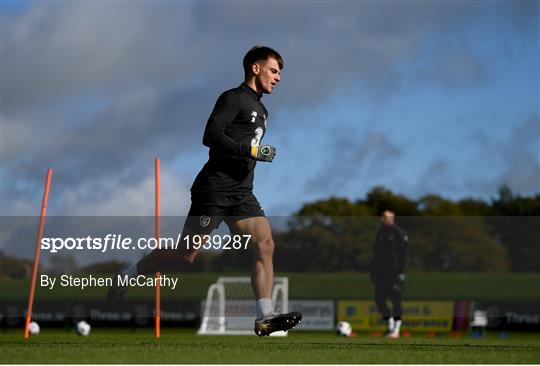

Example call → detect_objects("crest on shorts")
200 215 211 228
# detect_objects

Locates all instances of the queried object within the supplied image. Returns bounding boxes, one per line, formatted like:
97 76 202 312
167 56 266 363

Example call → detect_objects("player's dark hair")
243 46 283 76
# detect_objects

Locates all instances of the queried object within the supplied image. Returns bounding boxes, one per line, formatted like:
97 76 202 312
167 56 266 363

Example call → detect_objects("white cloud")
63 168 191 216
4 168 191 216
1 117 35 160
2 1 537 216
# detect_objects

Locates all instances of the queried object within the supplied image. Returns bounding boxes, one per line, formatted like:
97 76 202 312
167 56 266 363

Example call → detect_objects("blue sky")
1 1 538 217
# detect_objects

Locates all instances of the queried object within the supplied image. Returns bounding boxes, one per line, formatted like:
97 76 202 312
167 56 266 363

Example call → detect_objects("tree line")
1 185 538 277
216 185 539 272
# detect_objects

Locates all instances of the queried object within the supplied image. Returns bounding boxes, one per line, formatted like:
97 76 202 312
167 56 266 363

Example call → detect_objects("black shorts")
183 193 265 234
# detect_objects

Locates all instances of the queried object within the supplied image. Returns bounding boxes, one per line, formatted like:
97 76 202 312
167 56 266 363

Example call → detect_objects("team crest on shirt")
250 111 267 127
200 215 211 227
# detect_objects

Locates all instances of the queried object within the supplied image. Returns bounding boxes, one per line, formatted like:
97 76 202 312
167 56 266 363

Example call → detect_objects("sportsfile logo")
40 234 176 253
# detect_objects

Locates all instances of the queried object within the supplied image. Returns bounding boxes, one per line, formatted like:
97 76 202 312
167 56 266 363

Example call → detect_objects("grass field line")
2 329 539 364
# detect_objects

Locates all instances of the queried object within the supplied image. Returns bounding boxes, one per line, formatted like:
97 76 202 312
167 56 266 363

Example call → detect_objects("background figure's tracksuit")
186 83 269 233
370 224 409 322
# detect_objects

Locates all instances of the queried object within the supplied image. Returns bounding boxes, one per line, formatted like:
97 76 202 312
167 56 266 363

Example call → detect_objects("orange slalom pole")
154 158 161 339
155 271 161 338
24 168 52 338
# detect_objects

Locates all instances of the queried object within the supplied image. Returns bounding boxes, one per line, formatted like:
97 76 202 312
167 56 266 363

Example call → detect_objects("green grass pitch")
1 328 539 364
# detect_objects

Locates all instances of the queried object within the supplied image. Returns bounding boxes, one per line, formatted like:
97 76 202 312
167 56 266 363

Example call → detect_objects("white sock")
388 317 395 332
122 264 138 279
394 320 402 333
256 298 273 319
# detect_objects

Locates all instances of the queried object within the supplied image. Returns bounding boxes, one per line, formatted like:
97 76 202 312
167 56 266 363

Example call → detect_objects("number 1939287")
183 235 251 250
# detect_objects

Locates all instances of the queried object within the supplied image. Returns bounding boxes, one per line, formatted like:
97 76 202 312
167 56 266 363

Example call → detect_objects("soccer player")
370 210 409 338
108 46 301 336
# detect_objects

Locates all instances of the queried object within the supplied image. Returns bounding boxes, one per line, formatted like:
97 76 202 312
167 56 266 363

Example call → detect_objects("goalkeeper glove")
250 145 276 162
394 273 406 292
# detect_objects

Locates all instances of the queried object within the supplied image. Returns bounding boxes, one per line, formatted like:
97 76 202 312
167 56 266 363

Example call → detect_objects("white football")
336 320 352 337
28 321 40 335
76 321 91 336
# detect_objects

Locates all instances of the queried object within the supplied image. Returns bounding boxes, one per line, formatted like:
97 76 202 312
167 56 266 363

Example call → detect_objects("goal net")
198 276 289 336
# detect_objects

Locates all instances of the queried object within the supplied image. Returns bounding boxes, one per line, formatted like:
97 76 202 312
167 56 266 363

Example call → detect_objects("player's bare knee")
180 248 198 264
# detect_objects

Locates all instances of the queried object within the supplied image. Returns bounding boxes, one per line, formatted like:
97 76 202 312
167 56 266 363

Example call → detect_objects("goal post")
198 277 289 336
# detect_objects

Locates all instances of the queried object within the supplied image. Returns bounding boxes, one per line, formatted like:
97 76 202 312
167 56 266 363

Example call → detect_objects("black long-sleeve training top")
191 83 269 202
371 224 409 282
